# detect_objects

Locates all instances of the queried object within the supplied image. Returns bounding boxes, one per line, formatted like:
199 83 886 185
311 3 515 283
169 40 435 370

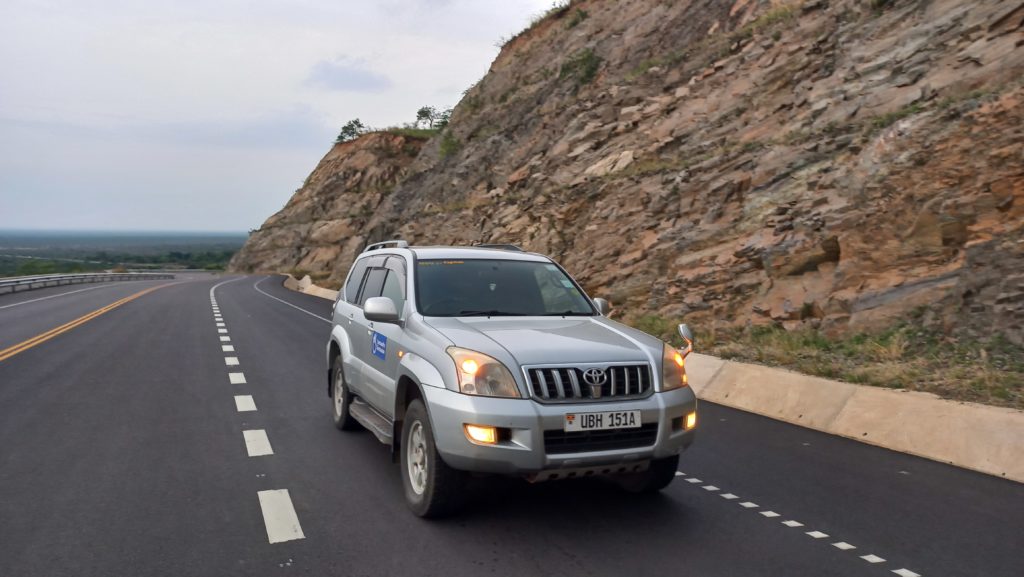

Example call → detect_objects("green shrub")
439 131 461 159
560 48 602 85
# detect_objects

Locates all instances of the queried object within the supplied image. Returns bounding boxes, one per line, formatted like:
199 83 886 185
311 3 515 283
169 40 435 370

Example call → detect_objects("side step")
350 398 394 446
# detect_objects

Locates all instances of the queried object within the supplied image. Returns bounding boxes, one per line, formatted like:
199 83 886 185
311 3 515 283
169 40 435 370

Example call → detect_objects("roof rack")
363 240 409 252
473 243 523 252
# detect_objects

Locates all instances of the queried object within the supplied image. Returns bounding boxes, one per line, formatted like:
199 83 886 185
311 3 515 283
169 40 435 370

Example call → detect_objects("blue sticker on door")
371 331 387 360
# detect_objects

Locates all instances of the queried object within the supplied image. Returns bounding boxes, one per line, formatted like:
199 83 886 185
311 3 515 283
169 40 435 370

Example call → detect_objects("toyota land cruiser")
326 241 698 517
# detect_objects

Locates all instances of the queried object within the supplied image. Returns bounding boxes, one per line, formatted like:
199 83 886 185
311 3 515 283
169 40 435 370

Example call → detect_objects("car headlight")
662 343 689 391
446 347 521 398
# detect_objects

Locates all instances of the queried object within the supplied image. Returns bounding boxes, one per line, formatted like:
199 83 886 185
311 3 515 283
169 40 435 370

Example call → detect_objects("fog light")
464 424 497 445
685 412 697 430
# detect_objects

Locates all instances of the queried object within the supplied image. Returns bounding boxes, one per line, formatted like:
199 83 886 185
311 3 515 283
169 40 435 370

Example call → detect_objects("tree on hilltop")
336 119 366 143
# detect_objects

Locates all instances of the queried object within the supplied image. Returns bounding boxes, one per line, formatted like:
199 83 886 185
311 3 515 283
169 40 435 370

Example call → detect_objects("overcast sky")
0 0 552 232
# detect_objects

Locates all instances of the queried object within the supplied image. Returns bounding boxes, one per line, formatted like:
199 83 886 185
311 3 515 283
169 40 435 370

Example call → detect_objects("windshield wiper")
542 311 593 316
458 310 528 317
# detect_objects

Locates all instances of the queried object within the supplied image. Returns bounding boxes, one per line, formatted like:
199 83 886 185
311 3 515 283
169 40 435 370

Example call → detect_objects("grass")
693 322 1024 409
439 131 461 159
383 127 440 139
560 48 602 85
566 8 588 29
870 102 925 132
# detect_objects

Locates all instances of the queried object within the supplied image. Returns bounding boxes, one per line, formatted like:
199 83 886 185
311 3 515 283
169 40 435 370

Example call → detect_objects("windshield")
415 259 596 317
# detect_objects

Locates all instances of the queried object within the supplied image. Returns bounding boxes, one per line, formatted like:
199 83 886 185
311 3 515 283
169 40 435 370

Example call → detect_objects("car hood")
423 316 661 367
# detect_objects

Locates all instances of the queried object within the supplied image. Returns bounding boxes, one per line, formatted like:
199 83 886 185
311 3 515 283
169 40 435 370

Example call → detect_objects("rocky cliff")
231 0 1024 343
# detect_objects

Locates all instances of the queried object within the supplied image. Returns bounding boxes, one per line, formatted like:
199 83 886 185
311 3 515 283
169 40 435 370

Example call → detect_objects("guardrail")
0 272 175 295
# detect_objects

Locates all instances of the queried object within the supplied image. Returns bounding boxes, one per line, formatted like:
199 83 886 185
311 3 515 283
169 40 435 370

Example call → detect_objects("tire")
331 356 360 431
400 399 467 517
616 455 680 493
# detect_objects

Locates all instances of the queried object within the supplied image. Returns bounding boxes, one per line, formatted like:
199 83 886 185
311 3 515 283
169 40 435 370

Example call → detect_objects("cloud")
306 58 392 92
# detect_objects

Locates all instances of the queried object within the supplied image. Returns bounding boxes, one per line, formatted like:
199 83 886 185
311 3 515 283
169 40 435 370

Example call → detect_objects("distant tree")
336 119 367 143
435 108 453 129
415 106 438 129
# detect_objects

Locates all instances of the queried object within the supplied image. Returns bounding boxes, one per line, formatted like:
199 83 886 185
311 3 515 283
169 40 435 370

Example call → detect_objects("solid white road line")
222 345 235 352
220 336 231 342
234 395 257 412
257 489 305 544
218 328 228 334
739 502 759 508
806 531 829 539
243 429 273 456
253 276 331 323
861 554 886 564
225 356 239 366
782 520 804 528
892 569 921 577
833 542 856 551
229 372 247 384
760 511 780 518
0 284 116 310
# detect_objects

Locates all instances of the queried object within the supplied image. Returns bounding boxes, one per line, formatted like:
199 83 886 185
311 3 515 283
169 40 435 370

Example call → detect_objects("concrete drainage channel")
280 273 1024 484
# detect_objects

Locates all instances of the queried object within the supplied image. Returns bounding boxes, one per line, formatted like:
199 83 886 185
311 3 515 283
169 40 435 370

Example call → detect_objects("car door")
335 256 370 389
344 256 387 399
360 256 408 419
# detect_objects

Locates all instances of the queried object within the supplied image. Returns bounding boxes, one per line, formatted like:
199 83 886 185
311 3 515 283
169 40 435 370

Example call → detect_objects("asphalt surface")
0 273 1021 577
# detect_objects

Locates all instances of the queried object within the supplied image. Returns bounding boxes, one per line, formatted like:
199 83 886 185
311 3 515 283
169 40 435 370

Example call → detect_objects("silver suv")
326 241 698 516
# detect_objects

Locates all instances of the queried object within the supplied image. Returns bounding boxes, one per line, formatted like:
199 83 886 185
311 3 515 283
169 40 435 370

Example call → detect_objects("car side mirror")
364 296 400 324
593 298 611 316
677 323 694 358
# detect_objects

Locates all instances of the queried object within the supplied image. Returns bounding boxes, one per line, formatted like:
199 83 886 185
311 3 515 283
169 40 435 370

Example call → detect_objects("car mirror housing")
593 298 611 316
364 296 400 324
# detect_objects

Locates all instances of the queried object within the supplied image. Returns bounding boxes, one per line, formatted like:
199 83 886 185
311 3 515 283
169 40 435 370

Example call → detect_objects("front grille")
525 364 653 402
544 424 659 454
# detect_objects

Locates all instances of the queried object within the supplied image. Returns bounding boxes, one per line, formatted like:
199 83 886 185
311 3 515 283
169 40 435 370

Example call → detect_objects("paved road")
0 274 1020 577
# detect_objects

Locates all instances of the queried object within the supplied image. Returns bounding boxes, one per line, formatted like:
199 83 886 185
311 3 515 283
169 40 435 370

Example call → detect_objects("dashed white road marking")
861 554 886 564
243 429 273 456
702 485 719 491
720 493 738 500
218 328 228 334
674 471 685 477
739 501 759 508
220 336 231 342
833 542 856 551
257 489 305 544
760 511 780 518
216 322 225 327
225 356 239 366
892 569 920 577
685 478 702 483
234 395 257 412
806 530 829 538
229 372 247 384
222 345 235 352
782 520 804 528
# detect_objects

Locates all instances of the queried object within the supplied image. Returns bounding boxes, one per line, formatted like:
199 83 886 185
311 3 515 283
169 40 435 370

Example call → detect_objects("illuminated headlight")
661 343 689 391
446 347 521 398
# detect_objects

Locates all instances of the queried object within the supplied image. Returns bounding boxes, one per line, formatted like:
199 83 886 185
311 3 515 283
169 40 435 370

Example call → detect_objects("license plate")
564 410 641 432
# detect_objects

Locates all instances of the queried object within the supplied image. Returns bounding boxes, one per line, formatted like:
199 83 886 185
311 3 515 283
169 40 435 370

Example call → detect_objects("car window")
358 268 388 307
415 259 595 317
381 270 405 313
344 258 369 303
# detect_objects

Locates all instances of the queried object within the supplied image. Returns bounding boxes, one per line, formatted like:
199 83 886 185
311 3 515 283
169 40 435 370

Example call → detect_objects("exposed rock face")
231 0 1024 343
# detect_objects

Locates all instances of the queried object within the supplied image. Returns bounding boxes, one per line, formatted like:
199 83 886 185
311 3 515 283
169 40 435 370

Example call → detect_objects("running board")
350 399 393 446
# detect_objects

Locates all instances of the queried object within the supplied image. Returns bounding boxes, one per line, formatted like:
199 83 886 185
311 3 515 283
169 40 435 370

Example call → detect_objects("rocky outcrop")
231 0 1024 343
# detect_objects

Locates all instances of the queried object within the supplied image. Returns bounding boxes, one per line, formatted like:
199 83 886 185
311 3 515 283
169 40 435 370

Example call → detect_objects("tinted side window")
344 258 370 303
381 270 405 312
359 268 388 306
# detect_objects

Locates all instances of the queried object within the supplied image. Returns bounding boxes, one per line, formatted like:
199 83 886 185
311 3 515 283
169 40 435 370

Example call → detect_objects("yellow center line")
0 283 174 363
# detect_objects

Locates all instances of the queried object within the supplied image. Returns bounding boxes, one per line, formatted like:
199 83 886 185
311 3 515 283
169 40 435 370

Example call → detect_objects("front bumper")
421 385 698 475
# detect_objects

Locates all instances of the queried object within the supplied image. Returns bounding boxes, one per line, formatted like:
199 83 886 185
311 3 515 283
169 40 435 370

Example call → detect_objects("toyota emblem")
582 368 607 398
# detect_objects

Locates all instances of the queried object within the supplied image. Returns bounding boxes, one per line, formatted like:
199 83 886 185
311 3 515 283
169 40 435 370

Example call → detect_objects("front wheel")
331 356 360 430
616 455 680 493
400 399 466 517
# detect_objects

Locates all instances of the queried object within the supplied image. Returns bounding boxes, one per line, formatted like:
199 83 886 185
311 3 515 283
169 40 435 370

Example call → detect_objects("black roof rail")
473 243 524 252
364 240 410 252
